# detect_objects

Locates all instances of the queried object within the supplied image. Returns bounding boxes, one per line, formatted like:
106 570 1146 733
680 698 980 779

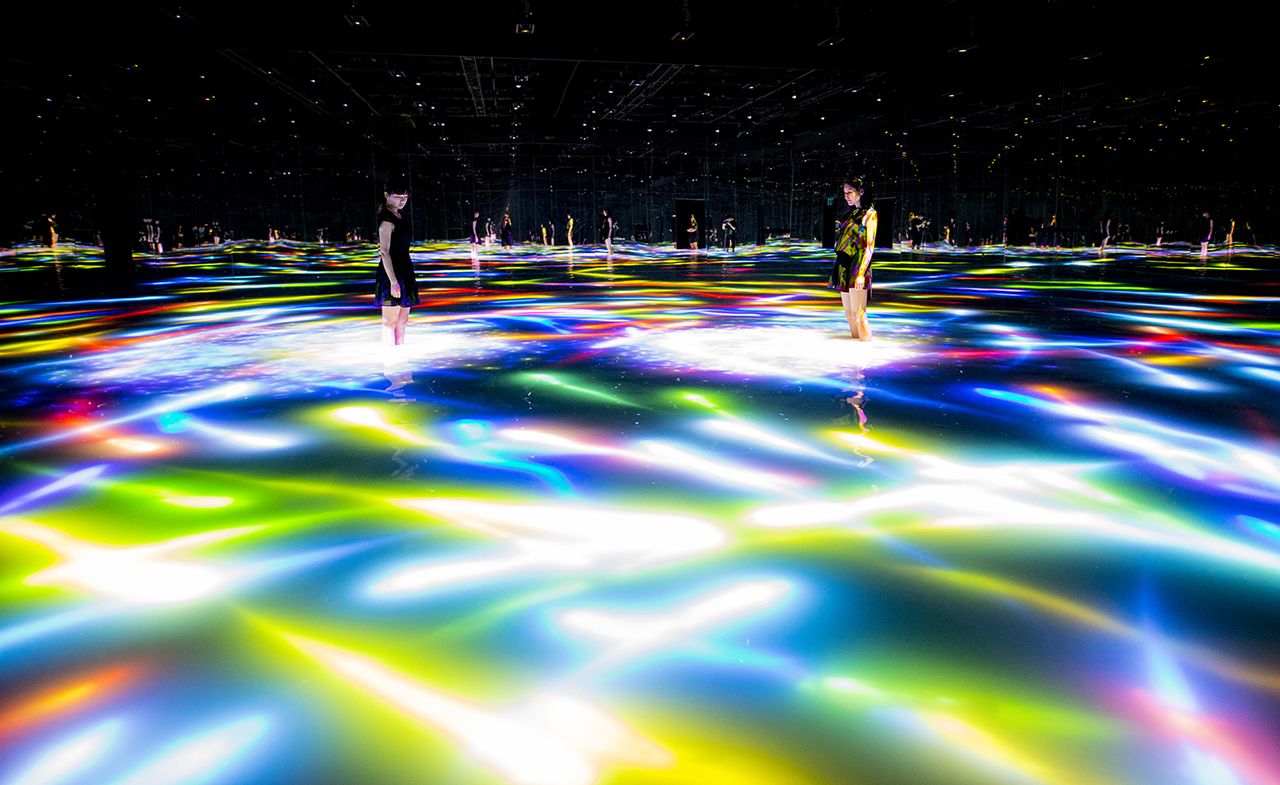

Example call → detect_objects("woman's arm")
856 210 878 285
378 220 399 294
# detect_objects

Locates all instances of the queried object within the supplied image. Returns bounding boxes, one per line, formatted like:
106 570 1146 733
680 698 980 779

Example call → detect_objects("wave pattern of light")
3 519 260 605
374 498 728 595
107 715 271 785
6 719 125 785
2 241 1279 785
560 579 792 678
282 633 598 785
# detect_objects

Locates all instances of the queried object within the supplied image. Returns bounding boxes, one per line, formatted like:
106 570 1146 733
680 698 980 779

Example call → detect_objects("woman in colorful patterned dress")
828 176 878 341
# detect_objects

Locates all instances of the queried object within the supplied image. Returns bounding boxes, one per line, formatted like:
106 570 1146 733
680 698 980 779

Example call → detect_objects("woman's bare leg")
381 306 411 391
394 307 410 346
840 291 858 338
852 288 871 341
381 306 401 349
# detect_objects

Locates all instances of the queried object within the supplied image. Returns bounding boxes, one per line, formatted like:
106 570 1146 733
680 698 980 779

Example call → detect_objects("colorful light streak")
498 426 811 492
0 383 258 457
560 579 793 679
2 518 261 605
106 714 271 785
279 632 650 785
5 718 126 785
375 497 727 594
0 665 138 740
332 406 437 445
155 413 293 450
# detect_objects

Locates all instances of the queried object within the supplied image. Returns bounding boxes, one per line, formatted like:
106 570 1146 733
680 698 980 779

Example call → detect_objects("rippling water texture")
2 240 1278 785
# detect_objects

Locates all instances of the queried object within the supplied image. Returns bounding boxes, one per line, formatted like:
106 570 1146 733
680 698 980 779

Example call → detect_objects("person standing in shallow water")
601 208 614 256
374 175 418 348
828 176 878 341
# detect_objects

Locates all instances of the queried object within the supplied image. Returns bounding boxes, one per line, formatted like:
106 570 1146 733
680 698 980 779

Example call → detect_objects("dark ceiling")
5 1 1270 157
2 1 1274 239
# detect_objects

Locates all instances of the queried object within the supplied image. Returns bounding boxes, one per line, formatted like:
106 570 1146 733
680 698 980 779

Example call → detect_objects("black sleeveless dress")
374 208 418 306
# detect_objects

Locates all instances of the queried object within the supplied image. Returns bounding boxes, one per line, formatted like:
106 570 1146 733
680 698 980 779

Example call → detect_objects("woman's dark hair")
376 174 410 213
844 175 867 192
384 174 410 195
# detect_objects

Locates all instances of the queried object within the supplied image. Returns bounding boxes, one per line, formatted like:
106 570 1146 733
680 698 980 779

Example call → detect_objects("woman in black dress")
470 210 481 254
601 208 614 255
722 215 737 251
375 175 417 347
1200 209 1214 258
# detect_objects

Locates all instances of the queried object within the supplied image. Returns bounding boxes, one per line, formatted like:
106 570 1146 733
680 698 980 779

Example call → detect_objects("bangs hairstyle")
844 176 867 192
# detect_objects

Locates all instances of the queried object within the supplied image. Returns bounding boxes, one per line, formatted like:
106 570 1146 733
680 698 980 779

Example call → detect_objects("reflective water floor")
2 240 1279 785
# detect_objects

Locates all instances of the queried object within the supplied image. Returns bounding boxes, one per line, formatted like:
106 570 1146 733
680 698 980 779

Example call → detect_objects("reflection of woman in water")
837 371 873 466
687 214 699 250
374 174 417 348
827 176 878 341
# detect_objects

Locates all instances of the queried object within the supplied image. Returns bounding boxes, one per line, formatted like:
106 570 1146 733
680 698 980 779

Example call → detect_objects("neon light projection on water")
2 240 1279 784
